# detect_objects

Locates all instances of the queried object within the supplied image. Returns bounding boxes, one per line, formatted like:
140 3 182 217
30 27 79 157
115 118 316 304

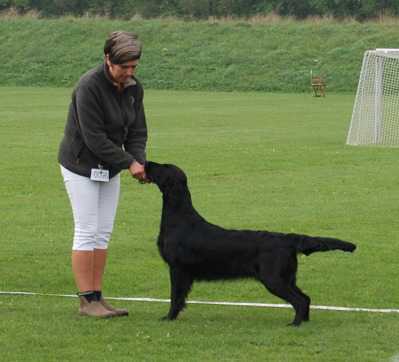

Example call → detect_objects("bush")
1 0 399 19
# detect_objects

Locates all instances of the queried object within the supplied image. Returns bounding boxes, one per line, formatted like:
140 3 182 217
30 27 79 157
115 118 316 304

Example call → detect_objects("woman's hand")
128 161 147 182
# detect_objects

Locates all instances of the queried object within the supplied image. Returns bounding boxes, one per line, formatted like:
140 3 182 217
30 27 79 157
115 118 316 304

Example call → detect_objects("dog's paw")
288 321 302 327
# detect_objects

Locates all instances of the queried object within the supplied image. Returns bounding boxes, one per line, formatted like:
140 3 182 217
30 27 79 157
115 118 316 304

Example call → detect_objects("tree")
326 0 361 18
276 0 316 18
1 0 399 19
0 0 11 10
9 0 31 12
177 0 211 18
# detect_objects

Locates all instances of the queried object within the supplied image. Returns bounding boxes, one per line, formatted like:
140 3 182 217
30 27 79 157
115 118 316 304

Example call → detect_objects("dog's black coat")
145 161 356 326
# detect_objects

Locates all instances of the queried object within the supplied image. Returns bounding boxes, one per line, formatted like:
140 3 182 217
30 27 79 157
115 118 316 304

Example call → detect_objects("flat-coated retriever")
145 161 356 326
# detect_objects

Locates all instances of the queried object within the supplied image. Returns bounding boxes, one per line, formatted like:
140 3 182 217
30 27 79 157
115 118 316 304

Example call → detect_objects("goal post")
346 48 399 146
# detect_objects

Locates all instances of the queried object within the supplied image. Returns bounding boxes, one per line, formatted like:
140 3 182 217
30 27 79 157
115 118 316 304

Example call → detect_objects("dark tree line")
1 0 399 19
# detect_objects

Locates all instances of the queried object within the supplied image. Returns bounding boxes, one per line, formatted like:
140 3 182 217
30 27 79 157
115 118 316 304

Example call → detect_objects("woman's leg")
72 250 94 292
94 174 128 316
93 249 108 292
60 166 115 317
93 173 120 290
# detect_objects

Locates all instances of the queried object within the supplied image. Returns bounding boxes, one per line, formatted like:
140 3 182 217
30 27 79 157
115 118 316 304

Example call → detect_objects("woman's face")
106 57 139 84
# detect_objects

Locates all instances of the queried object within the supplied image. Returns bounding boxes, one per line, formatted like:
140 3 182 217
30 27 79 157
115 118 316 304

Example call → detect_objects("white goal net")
347 48 399 146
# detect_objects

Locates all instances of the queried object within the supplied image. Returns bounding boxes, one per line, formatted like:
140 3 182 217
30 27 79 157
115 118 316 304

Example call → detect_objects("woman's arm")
74 84 134 170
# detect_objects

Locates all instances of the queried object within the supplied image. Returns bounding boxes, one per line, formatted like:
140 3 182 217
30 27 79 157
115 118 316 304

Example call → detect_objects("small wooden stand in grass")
311 75 326 97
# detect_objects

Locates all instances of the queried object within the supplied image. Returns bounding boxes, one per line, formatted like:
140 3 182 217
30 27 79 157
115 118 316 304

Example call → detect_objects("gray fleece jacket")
58 63 147 178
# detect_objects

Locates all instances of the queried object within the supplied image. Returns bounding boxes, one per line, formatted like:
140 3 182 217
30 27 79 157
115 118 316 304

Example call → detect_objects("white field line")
1 290 399 314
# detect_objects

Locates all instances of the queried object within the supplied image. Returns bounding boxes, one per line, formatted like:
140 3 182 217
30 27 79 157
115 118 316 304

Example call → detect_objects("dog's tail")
286 233 356 256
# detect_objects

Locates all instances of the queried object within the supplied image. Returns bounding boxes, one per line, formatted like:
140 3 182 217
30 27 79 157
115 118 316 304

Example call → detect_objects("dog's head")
145 161 188 194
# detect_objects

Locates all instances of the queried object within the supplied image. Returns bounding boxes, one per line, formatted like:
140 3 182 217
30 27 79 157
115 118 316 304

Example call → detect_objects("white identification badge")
90 168 110 182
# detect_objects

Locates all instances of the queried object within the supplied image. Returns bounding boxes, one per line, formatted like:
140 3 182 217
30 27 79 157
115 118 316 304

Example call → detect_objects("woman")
58 31 148 317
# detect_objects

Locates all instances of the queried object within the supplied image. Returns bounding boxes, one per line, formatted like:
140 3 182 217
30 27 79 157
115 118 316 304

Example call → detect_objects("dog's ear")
161 175 178 193
144 160 157 173
145 161 165 184
163 176 191 207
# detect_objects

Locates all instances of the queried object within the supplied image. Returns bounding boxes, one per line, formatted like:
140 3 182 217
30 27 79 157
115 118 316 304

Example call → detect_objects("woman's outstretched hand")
129 161 149 183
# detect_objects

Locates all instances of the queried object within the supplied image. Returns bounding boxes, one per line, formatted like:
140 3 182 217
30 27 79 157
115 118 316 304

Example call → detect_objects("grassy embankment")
1 16 399 92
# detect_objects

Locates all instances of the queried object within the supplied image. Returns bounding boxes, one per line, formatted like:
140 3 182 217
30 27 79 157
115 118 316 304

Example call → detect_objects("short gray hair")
104 31 142 64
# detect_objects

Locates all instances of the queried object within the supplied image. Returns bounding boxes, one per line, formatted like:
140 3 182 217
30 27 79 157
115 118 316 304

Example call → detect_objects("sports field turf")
1 87 399 361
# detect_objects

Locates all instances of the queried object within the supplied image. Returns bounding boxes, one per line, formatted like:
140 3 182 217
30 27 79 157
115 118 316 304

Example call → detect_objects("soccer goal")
346 48 399 146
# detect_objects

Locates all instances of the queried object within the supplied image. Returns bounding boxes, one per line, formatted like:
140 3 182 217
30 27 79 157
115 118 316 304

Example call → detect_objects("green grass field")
1 87 399 361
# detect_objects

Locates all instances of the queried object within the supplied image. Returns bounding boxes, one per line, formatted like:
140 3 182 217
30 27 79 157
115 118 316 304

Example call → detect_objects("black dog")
145 161 356 326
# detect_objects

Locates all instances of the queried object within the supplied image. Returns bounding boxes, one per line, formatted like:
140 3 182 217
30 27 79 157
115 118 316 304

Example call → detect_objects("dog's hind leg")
258 252 308 326
163 265 193 321
283 257 311 322
290 280 311 322
261 276 307 326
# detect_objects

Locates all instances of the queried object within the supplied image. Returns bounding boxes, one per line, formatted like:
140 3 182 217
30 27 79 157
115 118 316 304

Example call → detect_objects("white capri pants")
60 165 120 251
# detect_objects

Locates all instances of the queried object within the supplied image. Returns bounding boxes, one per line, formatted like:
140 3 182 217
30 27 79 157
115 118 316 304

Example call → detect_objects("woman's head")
104 31 142 64
104 31 142 85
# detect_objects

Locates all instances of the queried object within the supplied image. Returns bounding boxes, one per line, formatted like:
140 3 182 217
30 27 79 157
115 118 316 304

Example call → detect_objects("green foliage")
178 0 211 18
277 0 326 18
2 0 399 19
1 87 399 360
2 17 399 92
0 0 10 10
327 0 361 18
10 0 30 11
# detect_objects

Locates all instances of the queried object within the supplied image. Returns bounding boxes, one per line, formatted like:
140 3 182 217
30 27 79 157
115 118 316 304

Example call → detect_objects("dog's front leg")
163 265 193 321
